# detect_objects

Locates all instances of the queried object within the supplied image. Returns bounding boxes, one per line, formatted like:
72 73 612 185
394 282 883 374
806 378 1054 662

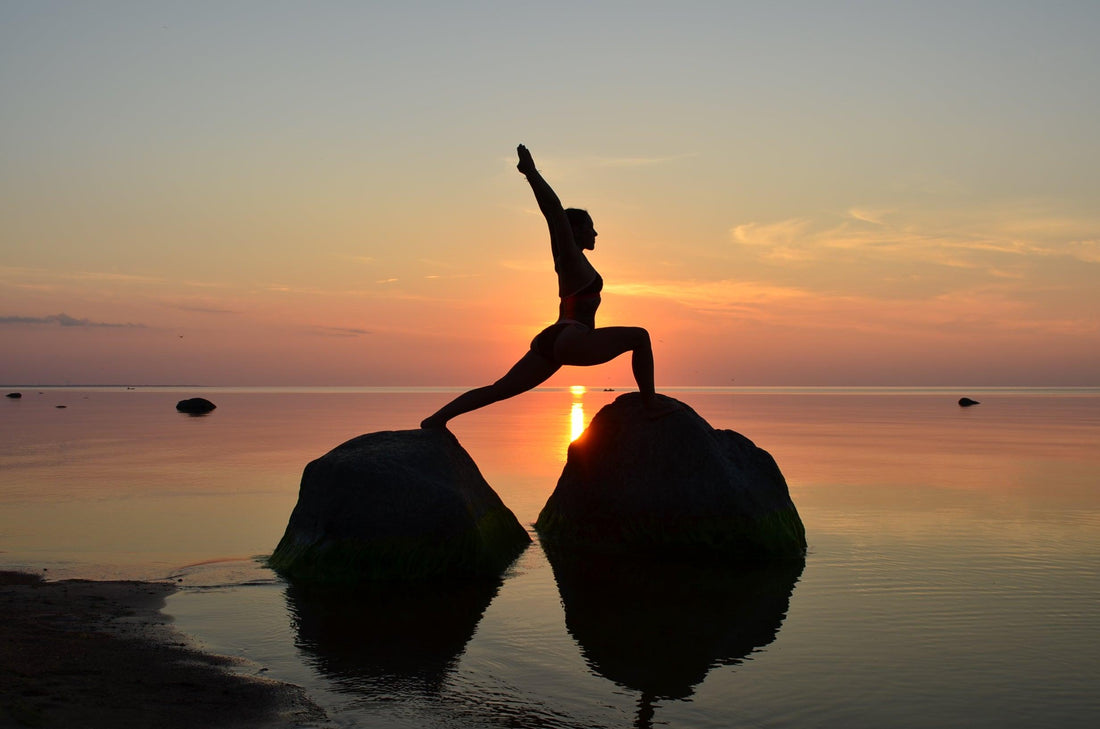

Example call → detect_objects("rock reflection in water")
284 577 502 695
545 547 803 725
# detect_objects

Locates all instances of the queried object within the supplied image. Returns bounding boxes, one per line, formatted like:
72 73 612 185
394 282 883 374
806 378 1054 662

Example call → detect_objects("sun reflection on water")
569 386 586 441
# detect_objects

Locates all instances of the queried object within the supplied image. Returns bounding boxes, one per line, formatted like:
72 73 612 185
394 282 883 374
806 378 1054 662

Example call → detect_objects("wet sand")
0 571 323 729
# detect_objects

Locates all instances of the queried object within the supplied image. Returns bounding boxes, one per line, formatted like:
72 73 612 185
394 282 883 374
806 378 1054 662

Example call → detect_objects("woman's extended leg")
554 325 656 400
420 350 561 428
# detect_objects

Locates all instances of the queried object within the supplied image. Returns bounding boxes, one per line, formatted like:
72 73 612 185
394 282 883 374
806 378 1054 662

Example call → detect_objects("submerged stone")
536 393 806 561
270 429 530 584
176 397 216 414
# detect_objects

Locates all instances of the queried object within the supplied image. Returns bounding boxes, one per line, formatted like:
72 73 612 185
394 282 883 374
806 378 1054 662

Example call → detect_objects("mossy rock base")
536 394 806 561
270 429 530 584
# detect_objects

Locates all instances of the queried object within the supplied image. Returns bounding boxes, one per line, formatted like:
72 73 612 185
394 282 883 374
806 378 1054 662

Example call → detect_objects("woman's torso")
558 271 602 328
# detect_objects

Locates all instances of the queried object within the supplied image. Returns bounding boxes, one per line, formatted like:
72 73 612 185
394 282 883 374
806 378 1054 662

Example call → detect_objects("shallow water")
2 387 1099 727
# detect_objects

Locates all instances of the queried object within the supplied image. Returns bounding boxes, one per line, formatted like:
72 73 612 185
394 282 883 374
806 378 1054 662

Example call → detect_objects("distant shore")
0 571 322 729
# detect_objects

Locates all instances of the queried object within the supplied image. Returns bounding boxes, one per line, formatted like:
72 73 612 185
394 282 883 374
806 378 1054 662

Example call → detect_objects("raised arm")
517 145 575 267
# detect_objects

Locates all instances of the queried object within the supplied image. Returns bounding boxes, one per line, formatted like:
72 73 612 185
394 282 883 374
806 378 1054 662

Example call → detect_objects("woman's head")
566 208 597 250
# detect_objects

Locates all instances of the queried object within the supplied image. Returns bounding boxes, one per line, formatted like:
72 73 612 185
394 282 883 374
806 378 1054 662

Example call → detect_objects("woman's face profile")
573 219 597 250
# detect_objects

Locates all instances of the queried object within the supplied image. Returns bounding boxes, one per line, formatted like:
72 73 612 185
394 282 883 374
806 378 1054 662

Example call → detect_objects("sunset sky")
2 1 1098 387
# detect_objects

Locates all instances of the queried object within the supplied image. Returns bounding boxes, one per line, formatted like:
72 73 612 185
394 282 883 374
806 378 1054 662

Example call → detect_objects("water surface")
2 387 1098 727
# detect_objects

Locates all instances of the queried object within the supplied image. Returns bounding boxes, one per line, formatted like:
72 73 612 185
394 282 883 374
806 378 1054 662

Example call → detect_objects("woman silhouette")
421 145 665 429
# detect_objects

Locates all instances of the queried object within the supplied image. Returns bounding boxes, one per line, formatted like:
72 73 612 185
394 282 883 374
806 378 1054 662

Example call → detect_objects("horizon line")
5 384 1099 392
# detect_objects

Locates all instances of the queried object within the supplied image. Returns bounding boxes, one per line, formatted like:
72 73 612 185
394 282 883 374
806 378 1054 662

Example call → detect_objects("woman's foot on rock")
420 414 448 429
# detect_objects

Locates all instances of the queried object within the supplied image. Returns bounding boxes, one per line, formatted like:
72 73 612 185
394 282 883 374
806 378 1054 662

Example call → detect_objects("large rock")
270 429 531 583
536 394 806 561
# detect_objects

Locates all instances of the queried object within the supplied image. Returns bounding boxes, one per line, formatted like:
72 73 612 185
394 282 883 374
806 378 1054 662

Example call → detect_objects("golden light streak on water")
569 402 585 442
569 385 587 441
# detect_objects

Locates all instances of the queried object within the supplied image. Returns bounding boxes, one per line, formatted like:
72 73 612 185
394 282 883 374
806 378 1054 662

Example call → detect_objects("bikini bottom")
531 321 588 362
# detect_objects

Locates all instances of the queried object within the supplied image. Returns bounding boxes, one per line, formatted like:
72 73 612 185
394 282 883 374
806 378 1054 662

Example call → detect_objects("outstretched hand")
516 144 537 176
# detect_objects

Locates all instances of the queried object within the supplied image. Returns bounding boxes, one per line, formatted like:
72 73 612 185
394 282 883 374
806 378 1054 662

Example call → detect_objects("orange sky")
2 3 1098 386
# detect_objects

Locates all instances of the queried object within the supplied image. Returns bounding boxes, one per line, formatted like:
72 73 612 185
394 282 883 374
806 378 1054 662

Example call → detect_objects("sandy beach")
0 571 322 729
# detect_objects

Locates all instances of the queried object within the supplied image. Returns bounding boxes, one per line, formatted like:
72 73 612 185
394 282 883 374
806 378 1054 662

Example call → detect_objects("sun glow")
569 402 585 442
569 386 587 442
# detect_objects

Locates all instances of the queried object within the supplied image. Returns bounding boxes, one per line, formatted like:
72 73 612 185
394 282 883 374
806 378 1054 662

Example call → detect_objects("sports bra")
558 273 603 328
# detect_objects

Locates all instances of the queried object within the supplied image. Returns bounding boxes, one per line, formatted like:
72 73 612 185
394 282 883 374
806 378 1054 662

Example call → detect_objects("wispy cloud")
610 279 810 314
165 302 238 314
0 313 144 328
612 276 1099 338
181 279 231 289
1065 239 1100 263
0 266 172 292
62 271 164 283
730 205 1100 267
260 282 433 301
846 207 894 225
310 325 372 337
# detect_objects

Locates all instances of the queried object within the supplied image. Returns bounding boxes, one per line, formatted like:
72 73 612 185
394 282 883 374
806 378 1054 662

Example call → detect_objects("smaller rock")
5 392 21 399
958 397 980 407
176 397 216 415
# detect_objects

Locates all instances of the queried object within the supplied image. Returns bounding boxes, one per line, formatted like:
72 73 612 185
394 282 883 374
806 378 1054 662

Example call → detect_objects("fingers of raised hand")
517 144 536 173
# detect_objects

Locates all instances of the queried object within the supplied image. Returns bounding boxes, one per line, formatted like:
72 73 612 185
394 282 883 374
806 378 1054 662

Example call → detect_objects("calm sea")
2 386 1098 728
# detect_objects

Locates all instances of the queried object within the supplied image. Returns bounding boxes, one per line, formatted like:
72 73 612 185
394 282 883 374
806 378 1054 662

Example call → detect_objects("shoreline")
0 571 323 729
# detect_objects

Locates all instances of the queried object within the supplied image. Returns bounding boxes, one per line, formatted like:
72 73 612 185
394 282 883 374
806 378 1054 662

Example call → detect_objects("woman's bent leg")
420 351 560 428
555 326 656 400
